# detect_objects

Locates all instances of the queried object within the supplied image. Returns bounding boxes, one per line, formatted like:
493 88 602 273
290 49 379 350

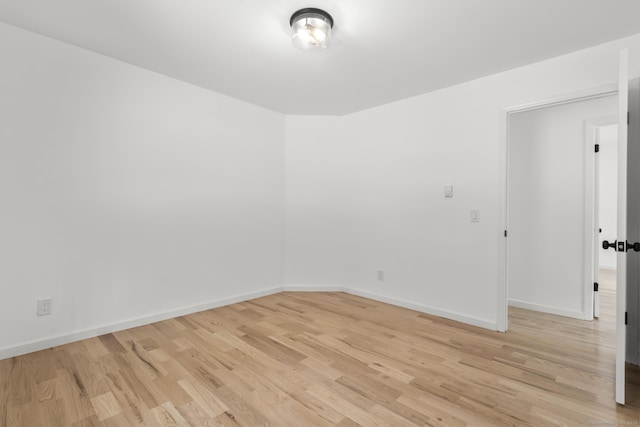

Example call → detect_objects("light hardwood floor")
1 277 639 426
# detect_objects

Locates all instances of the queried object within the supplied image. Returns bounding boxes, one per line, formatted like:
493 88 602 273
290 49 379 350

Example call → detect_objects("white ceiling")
1 0 639 115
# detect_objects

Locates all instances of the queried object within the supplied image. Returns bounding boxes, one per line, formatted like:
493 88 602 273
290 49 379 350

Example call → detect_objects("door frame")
587 116 618 320
497 84 618 332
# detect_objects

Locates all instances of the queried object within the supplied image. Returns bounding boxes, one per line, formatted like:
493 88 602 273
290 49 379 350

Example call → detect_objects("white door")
615 49 629 405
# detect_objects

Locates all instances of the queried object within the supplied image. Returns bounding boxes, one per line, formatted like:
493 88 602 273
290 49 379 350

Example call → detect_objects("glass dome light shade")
290 9 333 50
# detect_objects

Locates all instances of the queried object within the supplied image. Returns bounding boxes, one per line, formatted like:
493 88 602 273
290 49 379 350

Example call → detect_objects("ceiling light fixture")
290 8 333 50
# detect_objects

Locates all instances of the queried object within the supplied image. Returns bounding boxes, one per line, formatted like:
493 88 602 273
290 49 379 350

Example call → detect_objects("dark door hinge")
504 230 507 237
595 144 600 153
628 111 630 125
625 312 628 325
594 282 599 292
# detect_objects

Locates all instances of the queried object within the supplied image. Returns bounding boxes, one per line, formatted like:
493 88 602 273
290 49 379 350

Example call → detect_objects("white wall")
598 124 619 270
0 23 285 358
285 34 640 330
508 97 617 319
284 116 348 288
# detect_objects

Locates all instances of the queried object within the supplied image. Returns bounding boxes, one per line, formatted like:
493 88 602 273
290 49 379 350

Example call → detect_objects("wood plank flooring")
1 276 639 426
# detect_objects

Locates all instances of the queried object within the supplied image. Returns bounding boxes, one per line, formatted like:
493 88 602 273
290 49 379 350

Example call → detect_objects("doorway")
595 123 619 318
504 94 617 323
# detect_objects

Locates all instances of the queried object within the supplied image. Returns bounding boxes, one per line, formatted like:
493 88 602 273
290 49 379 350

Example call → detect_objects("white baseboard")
0 286 282 360
1 284 499 360
346 288 497 331
282 285 345 292
283 285 496 330
508 298 585 320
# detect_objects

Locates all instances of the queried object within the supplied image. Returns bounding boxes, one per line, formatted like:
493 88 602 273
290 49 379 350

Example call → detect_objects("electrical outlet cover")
37 298 52 316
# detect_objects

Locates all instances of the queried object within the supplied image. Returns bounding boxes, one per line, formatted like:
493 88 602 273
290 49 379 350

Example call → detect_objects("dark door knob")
603 240 617 251
626 241 640 252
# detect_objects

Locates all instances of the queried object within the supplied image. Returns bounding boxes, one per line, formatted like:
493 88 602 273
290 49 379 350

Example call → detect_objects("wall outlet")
377 270 385 281
37 298 52 316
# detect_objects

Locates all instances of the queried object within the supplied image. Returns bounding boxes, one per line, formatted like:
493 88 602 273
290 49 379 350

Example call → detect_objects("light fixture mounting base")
290 8 333 28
